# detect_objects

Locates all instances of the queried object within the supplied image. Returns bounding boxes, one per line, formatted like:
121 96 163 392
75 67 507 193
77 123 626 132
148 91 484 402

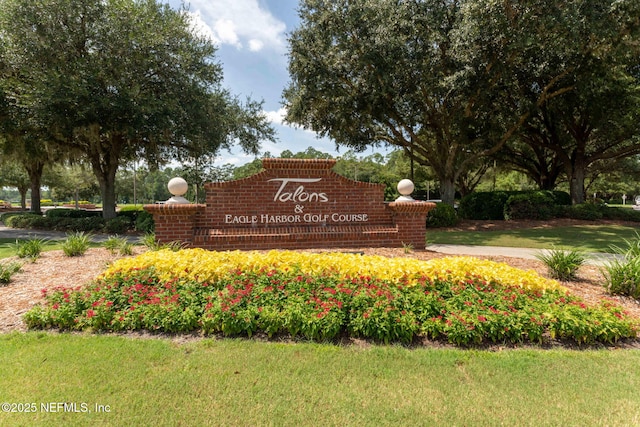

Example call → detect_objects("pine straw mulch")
1 241 639 348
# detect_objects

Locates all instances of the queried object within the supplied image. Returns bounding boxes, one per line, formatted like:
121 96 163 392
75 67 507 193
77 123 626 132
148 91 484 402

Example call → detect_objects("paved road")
0 226 620 265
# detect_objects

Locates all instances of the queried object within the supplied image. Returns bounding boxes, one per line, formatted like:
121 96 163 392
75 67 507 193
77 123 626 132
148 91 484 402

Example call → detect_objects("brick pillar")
387 201 436 249
143 204 206 246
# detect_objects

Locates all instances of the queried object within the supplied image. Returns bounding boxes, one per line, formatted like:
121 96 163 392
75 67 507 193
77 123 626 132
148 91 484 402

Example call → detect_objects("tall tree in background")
0 0 275 218
0 156 30 209
284 0 640 204
284 0 474 204
494 138 564 191
0 78 56 213
458 0 640 204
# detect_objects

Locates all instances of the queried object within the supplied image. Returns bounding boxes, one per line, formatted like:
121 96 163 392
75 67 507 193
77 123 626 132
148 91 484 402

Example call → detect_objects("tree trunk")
569 174 585 204
19 188 27 211
439 178 456 205
568 156 587 204
538 173 558 191
96 166 119 220
86 130 122 220
25 161 44 214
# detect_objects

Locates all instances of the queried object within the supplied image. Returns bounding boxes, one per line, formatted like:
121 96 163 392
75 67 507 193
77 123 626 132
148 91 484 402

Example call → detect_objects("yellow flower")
100 250 564 293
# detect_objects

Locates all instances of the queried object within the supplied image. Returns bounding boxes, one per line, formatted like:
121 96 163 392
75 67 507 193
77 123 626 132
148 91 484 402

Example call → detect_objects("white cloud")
213 19 241 48
264 107 287 125
185 0 287 52
263 108 320 137
187 10 216 42
248 39 264 52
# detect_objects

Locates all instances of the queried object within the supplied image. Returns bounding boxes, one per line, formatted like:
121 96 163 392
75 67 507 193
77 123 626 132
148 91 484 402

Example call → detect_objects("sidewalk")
425 244 621 266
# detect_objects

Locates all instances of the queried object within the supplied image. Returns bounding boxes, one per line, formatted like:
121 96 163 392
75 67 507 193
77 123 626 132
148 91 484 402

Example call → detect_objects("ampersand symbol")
294 205 304 213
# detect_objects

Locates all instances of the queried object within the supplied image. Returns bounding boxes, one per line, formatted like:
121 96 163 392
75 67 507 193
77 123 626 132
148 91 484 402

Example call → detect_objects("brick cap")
143 203 206 214
387 201 436 214
262 158 337 170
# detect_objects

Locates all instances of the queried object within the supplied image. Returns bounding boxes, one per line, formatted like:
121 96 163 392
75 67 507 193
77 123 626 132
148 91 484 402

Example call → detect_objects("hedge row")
457 190 640 222
458 191 571 220
2 208 154 234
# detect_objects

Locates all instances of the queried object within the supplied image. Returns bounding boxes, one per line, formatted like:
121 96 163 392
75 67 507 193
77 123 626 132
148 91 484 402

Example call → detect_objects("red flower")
477 315 487 322
86 309 96 318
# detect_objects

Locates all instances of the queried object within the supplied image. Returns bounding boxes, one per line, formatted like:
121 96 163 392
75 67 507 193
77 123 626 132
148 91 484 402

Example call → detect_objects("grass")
0 238 104 260
0 238 62 259
0 333 638 426
3 223 640 425
535 247 586 281
61 232 92 257
427 224 639 253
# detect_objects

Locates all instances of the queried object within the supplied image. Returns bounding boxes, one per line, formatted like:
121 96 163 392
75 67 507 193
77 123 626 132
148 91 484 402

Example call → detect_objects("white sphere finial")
397 179 414 196
166 177 189 204
395 179 415 202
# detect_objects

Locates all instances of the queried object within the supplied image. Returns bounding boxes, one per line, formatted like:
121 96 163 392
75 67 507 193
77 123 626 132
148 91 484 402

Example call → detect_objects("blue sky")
166 0 350 166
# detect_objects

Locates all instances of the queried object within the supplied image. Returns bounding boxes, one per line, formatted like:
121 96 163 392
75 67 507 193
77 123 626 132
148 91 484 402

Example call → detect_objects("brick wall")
145 159 435 250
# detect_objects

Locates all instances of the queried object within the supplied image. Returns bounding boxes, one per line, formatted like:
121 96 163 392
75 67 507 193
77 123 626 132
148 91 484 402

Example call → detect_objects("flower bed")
24 249 638 346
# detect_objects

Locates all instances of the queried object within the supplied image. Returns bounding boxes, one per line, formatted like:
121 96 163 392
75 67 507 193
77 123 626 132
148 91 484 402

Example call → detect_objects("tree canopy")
0 0 275 217
284 0 640 204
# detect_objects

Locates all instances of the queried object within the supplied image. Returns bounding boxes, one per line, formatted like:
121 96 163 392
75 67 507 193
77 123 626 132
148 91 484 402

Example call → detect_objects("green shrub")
117 206 143 221
535 248 586 281
140 232 183 251
550 191 572 206
602 207 640 222
602 257 640 300
135 211 155 233
504 192 556 220
46 208 100 219
140 232 159 250
602 233 640 300
74 217 105 232
104 216 132 234
12 237 49 261
565 203 604 220
426 203 459 228
53 217 105 232
459 190 572 221
0 261 22 284
458 191 511 220
62 232 92 257
4 214 51 229
119 242 134 256
6 211 116 232
1 211 28 224
103 235 134 255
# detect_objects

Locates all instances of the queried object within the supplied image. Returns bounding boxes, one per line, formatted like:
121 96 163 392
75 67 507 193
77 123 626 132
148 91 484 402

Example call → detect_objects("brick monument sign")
144 158 435 250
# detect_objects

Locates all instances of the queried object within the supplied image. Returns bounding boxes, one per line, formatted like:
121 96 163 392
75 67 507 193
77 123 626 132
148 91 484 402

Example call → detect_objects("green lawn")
427 224 640 253
1 333 639 426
